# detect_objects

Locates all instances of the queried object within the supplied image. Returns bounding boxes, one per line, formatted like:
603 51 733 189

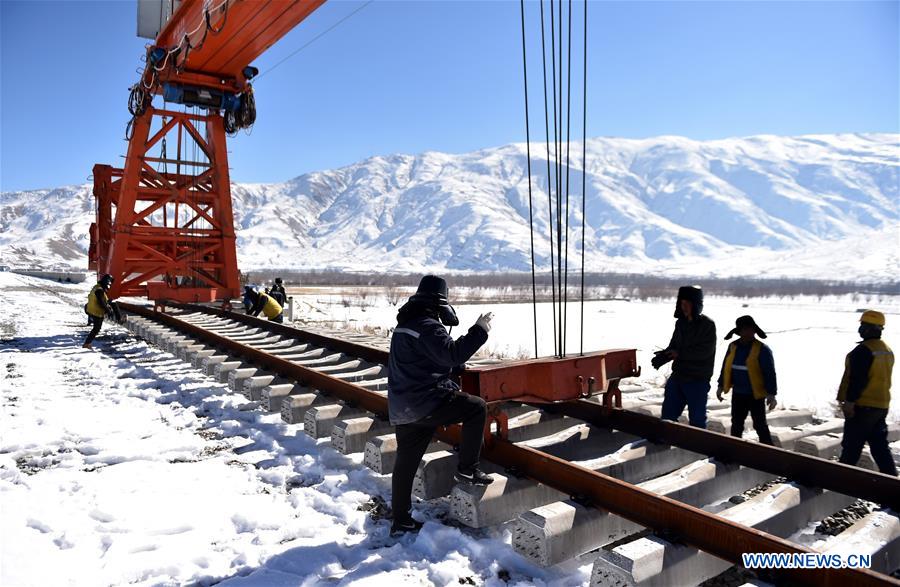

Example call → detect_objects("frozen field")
2 272 898 587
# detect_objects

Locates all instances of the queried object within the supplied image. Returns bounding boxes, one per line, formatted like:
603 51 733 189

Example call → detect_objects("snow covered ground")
294 286 900 423
0 273 587 586
3 272 898 587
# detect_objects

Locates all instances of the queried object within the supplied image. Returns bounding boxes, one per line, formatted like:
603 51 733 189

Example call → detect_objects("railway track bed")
120 302 900 586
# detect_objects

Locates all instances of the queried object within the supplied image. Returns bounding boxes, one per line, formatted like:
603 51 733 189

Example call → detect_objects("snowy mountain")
1 133 898 281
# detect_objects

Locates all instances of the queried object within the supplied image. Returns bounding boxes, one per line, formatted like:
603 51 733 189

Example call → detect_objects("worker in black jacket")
836 310 896 475
651 285 717 428
268 277 287 306
387 275 493 536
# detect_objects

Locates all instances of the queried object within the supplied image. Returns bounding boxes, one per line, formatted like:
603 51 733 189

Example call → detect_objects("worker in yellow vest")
83 273 120 349
244 285 284 323
837 310 896 475
716 315 777 445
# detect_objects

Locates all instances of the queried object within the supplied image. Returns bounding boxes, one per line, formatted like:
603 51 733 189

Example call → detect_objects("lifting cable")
550 0 562 357
520 0 589 358
518 0 539 359
255 0 374 83
580 0 587 356
538 0 558 357
563 0 573 357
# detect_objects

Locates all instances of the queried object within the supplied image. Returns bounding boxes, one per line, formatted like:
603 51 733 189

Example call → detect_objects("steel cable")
519 0 539 359
538 0 558 357
580 0 587 356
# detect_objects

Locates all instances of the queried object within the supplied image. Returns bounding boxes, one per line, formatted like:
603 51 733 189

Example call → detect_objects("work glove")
475 312 494 334
650 350 670 370
766 394 777 411
716 388 724 402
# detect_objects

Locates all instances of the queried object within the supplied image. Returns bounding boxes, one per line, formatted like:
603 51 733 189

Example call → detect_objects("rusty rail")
120 302 389 415
120 303 900 586
545 400 900 511
164 301 391 365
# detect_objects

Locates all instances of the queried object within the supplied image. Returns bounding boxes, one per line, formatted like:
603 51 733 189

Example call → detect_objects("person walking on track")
716 315 778 445
651 285 717 428
837 310 896 476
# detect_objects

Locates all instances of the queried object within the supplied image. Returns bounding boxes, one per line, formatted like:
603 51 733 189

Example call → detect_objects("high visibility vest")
838 339 893 409
260 293 282 319
721 340 768 400
86 285 107 318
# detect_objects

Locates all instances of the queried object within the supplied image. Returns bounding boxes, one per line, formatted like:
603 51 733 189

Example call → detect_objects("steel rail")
544 400 900 511
120 302 389 415
477 434 897 587
120 303 899 586
170 303 900 507
143 302 900 506
163 301 391 365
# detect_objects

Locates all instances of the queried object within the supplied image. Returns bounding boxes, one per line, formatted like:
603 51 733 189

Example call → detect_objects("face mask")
438 304 459 327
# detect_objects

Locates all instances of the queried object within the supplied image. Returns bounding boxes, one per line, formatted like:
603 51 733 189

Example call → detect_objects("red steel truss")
90 107 240 302
91 0 326 302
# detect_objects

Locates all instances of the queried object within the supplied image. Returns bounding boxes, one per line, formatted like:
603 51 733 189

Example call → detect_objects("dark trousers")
839 406 897 476
85 317 104 345
269 313 284 323
730 393 773 445
391 391 487 522
661 378 710 428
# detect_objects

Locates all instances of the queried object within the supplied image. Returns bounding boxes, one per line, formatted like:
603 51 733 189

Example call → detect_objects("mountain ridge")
2 132 897 281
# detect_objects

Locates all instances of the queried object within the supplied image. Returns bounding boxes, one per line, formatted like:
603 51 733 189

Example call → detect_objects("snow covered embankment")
0 273 583 587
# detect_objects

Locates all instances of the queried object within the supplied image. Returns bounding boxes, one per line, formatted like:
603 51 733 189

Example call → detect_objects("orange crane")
90 0 325 303
89 0 639 406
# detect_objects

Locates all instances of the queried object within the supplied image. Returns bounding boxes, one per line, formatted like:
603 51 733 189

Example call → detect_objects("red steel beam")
118 303 900 586
460 349 638 403
152 0 327 91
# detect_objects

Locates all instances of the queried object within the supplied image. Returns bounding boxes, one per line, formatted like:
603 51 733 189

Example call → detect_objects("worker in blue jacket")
387 275 493 536
716 315 777 445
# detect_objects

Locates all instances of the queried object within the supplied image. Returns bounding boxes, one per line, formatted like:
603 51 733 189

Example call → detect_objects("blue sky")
1 0 897 192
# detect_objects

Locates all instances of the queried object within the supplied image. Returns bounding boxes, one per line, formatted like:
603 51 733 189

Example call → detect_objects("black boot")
390 517 424 537
454 467 493 486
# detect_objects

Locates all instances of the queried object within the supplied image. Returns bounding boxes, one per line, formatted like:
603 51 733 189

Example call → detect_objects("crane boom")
146 0 325 93
90 0 326 303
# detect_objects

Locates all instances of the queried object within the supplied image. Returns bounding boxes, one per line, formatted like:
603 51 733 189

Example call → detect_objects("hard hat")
860 310 885 327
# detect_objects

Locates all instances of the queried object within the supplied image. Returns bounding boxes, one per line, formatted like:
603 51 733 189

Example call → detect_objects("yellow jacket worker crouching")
244 286 284 323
